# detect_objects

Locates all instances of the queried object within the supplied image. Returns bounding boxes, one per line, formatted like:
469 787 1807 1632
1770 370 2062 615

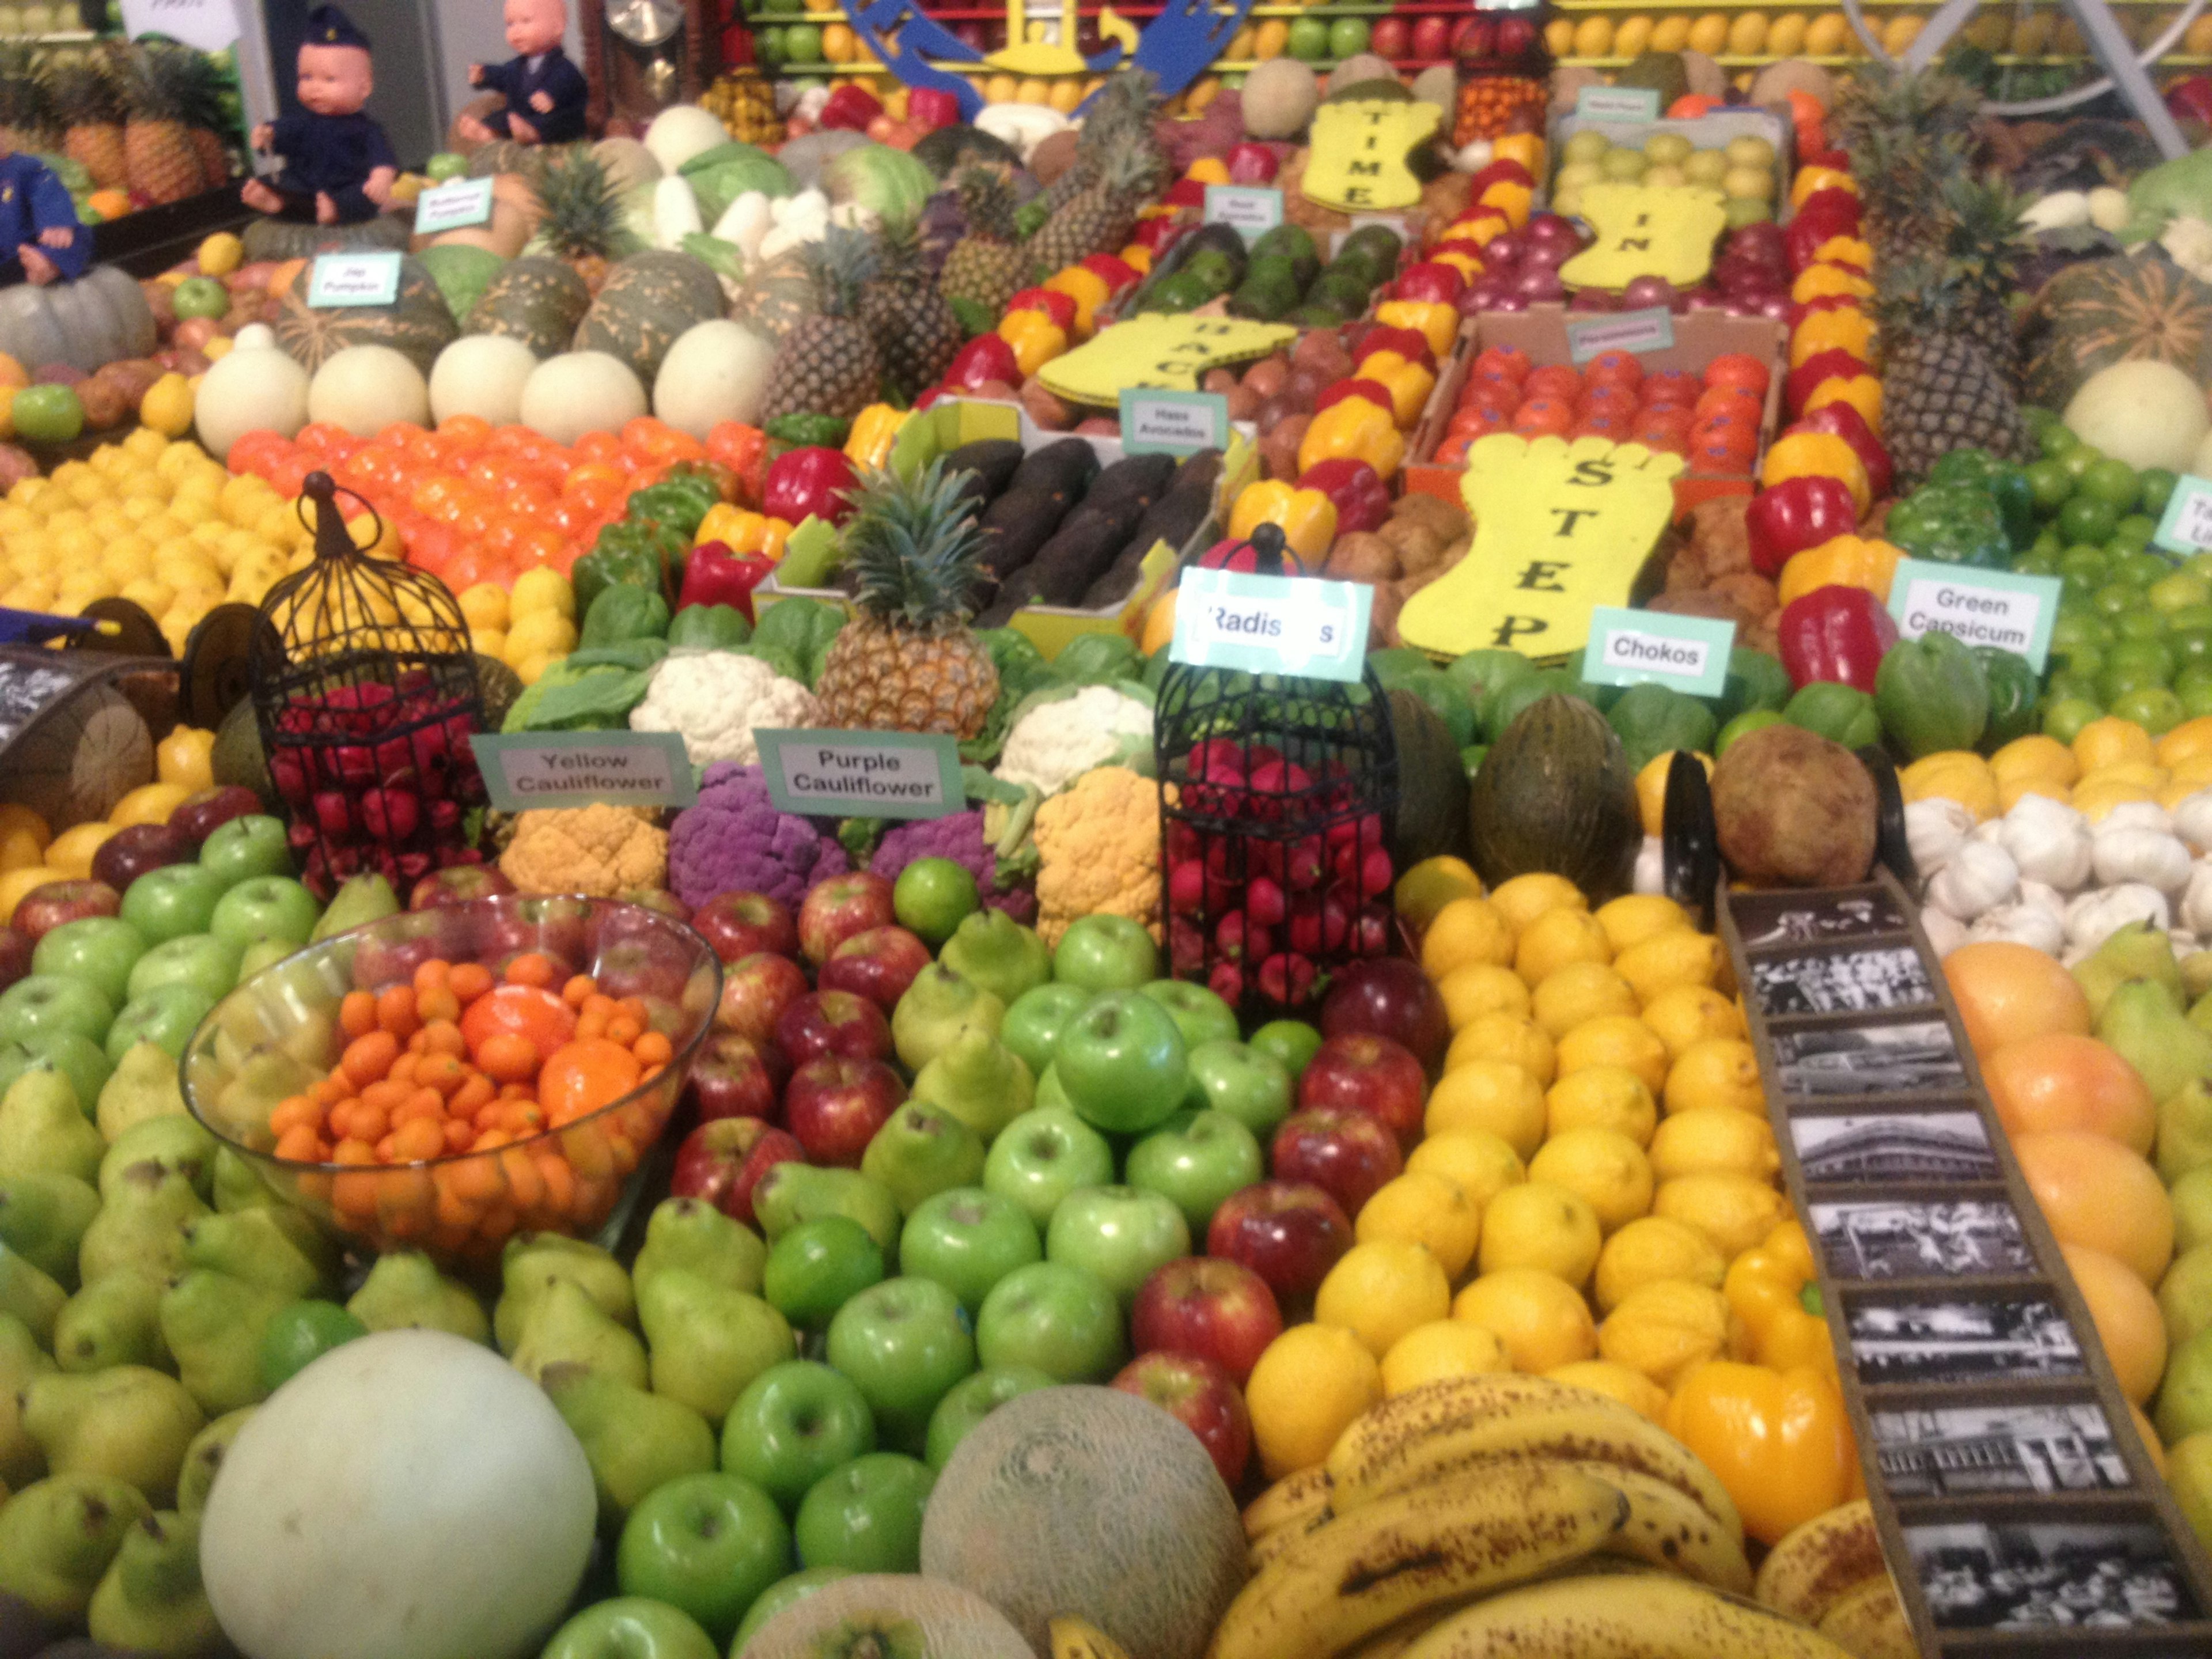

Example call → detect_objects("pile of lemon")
0 725 219 920
1903 716 2212 825
456 570 579 687
1541 5 2190 62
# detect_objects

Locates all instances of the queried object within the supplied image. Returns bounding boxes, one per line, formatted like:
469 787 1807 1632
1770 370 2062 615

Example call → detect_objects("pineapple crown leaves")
839 457 991 632
806 224 881 317
40 51 123 122
116 41 194 123
533 148 622 256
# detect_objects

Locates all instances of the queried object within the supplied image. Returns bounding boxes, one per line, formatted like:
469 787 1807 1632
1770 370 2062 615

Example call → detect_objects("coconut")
1679 48 1729 100
1748 59 1837 110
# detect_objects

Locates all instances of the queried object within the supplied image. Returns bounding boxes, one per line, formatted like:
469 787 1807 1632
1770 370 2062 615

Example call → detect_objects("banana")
1398 1571 1862 1658
1243 1463 1335 1542
1249 1503 1332 1573
1325 1375 1742 1545
1205 1460 1630 1659
1051 1617 1135 1659
1338 1600 1479 1659
1755 1501 1889 1626
1573 1460 1753 1593
1817 1574 1922 1659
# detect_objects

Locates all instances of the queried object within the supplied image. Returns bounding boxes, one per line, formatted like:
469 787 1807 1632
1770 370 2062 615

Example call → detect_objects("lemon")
1555 1015 1669 1096
1447 1013 1555 1088
1528 1127 1654 1234
458 582 512 632
1514 906 1612 985
1245 1324 1382 1479
119 578 177 617
1766 13 1807 54
1545 1066 1658 1149
1544 1359 1671 1423
1358 1172 1480 1279
1316 1238 1453 1358
1381 1321 1509 1395
1488 873 1586 938
511 566 575 621
1397 856 1484 934
1571 15 1614 55
507 611 579 660
1421 897 1514 978
1726 11 1769 54
1612 928 1722 1003
0 807 49 851
1881 12 1922 52
1641 984 1745 1058
1594 1216 1727 1313
1594 894 1688 956
1612 14 1653 55
474 628 509 661
1650 1107 1779 1184
1407 1130 1526 1213
1687 11 1730 53
1663 1038 1766 1117
1651 13 1691 50
1437 963 1531 1028
1479 1180 1603 1286
1529 961 1637 1039
1426 1059 1546 1157
1598 1279 1734 1389
2075 716 2156 774
1453 1267 1596 1372
0 828 42 874
1653 1173 1788 1258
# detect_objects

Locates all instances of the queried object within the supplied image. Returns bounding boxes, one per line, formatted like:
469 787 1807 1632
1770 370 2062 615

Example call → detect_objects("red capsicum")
1298 458 1391 535
1316 378 1395 418
1746 475 1859 578
676 542 776 619
819 85 883 131
1134 217 1187 256
1778 584 1899 692
945 333 1020 392
763 446 857 527
1165 177 1207 207
1352 323 1435 372
1791 403 1892 502
1393 262 1465 304
1786 349 1870 416
1007 286 1079 334
1465 158 1533 196
908 86 961 131
1081 253 1139 291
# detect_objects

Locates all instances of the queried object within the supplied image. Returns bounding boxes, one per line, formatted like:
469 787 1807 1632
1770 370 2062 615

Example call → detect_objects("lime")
2082 456 2142 512
2061 494 2121 545
2093 581 2139 618
2058 547 2109 590
2039 422 2080 458
1716 708 1786 755
2111 684 2186 736
893 857 981 946
2059 442 2103 479
783 23 823 60
1328 16 1370 55
2115 515 2161 553
259 1300 368 1393
2183 675 2212 720
2115 609 2170 643
2025 458 2075 514
2142 468 2181 517
2152 571 2212 614
2169 602 2212 634
2172 628 2212 669
2013 551 2058 578
2029 525 2065 560
2050 613 2108 654
2100 662 2169 704
2045 670 2103 706
2041 696 2103 744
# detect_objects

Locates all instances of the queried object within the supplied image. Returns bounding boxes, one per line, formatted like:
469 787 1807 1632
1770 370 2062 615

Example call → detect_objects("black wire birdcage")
250 473 490 903
1155 526 1399 1018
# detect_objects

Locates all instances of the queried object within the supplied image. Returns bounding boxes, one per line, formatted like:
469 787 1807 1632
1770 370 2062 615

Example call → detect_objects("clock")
585 0 715 128
605 0 684 47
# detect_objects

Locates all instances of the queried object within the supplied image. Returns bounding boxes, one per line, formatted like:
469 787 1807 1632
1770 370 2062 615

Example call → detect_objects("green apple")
8 1031 112 1115
722 1359 876 1513
257 1299 367 1392
0 974 115 1048
899 1186 1041 1313
1250 1018 1324 1082
1139 980 1239 1049
823 1277 975 1453
32 918 145 1005
1001 982 1093 1078
1287 14 1330 60
616 1471 790 1643
975 1260 1127 1381
761 1215 885 1330
126 933 242 1005
119 865 229 946
1046 1184 1190 1306
537 1596 719 1659
793 1452 934 1573
209 877 320 950
1052 914 1158 992
730 1567 853 1652
105 984 218 1063
981 1106 1114 1230
1126 1109 1264 1233
1327 16 1369 56
891 857 979 946
923 1365 1055 1469
1055 991 1188 1135
1183 1038 1293 1137
200 816 296 886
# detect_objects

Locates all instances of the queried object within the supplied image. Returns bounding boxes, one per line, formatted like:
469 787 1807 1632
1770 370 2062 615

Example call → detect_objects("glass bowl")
183 895 722 1267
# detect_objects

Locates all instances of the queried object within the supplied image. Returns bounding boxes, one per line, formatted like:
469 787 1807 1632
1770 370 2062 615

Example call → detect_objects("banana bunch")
1755 1501 1922 1659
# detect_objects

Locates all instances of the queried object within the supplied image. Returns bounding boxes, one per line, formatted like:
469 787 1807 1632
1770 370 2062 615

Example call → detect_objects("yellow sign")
1039 315 1297 406
1396 433 1684 659
1301 99 1441 213
1559 183 1729 290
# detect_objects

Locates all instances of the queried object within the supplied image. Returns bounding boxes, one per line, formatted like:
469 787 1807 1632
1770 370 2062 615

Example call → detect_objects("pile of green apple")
1553 128 1780 226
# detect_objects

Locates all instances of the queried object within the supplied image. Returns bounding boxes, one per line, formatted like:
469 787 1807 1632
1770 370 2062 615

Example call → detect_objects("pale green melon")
741 1574 1031 1659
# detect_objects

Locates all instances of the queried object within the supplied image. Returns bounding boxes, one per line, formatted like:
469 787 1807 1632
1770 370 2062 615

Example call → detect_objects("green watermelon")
465 255 593 358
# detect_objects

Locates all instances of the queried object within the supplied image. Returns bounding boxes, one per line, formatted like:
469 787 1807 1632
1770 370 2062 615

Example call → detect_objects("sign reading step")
471 732 697 811
1581 605 1734 697
306 252 402 308
1119 389 1229 457
1203 185 1284 241
411 177 495 236
754 729 966 820
1885 558 2062 673
1171 567 1372 683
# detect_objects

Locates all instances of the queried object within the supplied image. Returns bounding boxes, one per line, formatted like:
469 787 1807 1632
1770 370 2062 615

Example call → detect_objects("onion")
1514 266 1566 301
1619 275 1678 312
1520 237 1570 270
1483 232 1524 267
1487 290 1529 312
1756 293 1794 321
1569 287 1618 313
1524 213 1585 254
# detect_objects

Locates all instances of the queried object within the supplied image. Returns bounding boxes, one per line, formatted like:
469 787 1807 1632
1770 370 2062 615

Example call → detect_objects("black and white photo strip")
1789 1107 1999 1185
1846 1293 2086 1388
1749 943 1938 1019
1872 1401 2135 1501
1770 1018 1969 1100
1906 1517 2196 1632
1733 887 1911 950
1811 1198 2037 1282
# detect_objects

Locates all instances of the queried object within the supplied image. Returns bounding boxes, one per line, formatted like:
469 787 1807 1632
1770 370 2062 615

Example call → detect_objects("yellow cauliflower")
1033 766 1163 946
499 804 669 897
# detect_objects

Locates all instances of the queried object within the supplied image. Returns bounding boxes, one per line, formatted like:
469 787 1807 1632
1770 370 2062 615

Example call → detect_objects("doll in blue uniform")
457 0 589 147
0 149 87 287
241 5 397 226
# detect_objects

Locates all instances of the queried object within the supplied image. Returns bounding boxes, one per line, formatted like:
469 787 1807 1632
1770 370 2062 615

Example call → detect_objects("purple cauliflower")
668 763 849 911
871 810 995 891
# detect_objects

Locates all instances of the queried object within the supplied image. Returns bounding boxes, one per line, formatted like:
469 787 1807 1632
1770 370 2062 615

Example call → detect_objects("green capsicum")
1975 646 2040 751
1874 629 1991 758
1929 448 2039 552
1608 683 1718 773
579 584 671 650
573 518 685 618
1783 681 1883 749
1716 646 1794 724
626 470 724 541
666 603 753 650
1883 484 2011 570
765 412 851 453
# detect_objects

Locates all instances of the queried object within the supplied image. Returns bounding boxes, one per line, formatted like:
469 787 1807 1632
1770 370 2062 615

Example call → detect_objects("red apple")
669 1115 805 1228
1297 1032 1429 1147
1453 14 1495 56
774 988 894 1067
817 925 931 1013
481 896 591 976
615 886 691 925
1225 141 1279 184
9 880 122 943
687 1031 790 1124
0 926 31 993
1494 13 1539 56
1372 16 1411 58
408 865 517 910
91 824 191 892
784 1055 907 1167
1112 1351 1252 1487
1206 1180 1354 1302
1131 1256 1284 1385
166 785 266 849
692 889 799 963
798 872 895 966
1269 1108 1402 1219
1321 959 1450 1074
1410 14 1448 58
716 951 810 1046
592 936 694 1003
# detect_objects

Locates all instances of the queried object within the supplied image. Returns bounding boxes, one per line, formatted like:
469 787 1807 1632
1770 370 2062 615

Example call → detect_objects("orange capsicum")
1665 1360 1861 1547
1228 479 1338 563
997 308 1068 378
1375 298 1459 359
1762 429 1872 515
1723 1219 1837 1373
1789 165 1859 209
1812 234 1874 271
1804 373 1883 436
1299 395 1406 480
692 504 791 562
1354 350 1437 428
1791 307 1876 369
843 404 909 472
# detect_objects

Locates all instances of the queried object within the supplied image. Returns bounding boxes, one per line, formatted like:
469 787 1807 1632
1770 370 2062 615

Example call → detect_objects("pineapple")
119 44 203 206
1043 69 1160 213
532 149 628 293
816 459 1001 738
171 48 240 189
0 47 56 156
861 214 963 402
762 226 882 424
1873 258 2032 490
1931 171 2030 371
43 52 126 191
1828 65 1980 263
938 166 1031 319
1025 135 1164 281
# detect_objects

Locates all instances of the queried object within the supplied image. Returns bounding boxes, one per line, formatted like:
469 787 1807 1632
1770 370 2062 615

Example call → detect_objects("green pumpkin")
0 265 156 374
1466 694 1640 900
465 255 593 358
730 248 819 343
273 253 459 376
416 245 507 327
571 249 726 385
2022 255 2212 411
240 214 411 263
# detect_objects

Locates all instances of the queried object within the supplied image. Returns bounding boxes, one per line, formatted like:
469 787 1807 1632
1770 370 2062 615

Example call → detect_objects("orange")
540 1038 642 1121
1452 1267 1597 1371
459 983 578 1060
2062 1244 2166 1406
2014 1130 2173 1285
1984 1034 2155 1156
1944 941 2091 1055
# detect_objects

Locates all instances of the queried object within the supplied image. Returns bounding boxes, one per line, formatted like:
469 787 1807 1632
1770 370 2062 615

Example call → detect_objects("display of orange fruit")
1984 1034 2156 1156
1944 941 2091 1055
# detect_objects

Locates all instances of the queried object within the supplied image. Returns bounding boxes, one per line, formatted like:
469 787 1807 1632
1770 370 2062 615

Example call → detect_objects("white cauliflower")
630 652 821 767
995 685 1154 796
2165 214 2212 283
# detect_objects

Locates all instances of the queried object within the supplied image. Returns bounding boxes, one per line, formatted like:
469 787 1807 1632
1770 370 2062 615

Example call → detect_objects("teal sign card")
1170 569 1372 683
1120 389 1229 456
470 732 698 811
1886 558 2063 672
754 729 967 819
1581 605 1734 696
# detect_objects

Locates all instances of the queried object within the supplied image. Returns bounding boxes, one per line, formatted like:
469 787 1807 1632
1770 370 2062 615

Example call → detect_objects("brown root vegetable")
1646 589 1746 624
1291 328 1353 382
171 347 211 377
1074 416 1121 437
1020 376 1076 431
1711 723 1877 888
172 316 221 353
0 444 36 492
1284 363 1334 409
94 359 165 405
1260 412 1310 480
1323 531 1399 583
1253 390 1305 431
1029 128 1080 185
1225 380 1262 422
1241 354 1290 399
1366 581 1402 647
1378 517 1445 574
1392 492 1468 540
1707 571 1779 617
1687 495 1753 577
74 375 128 430
142 282 176 331
1201 367 1239 395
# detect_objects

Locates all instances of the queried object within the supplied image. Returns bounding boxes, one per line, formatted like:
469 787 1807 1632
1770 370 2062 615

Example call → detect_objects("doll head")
503 0 568 58
297 6 374 116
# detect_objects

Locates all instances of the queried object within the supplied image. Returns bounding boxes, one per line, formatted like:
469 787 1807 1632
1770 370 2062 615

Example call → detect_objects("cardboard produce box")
1544 106 1796 219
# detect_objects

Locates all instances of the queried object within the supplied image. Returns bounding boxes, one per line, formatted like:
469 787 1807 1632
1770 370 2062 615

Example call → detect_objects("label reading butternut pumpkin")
1301 100 1441 212
1397 433 1684 660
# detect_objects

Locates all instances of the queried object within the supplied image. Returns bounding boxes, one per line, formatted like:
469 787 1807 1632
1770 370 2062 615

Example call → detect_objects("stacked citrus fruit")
1902 714 2212 823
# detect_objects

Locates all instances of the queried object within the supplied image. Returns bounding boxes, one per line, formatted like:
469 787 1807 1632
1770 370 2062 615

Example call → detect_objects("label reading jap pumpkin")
1301 100 1442 213
306 253 401 308
1039 316 1298 406
1558 184 1729 291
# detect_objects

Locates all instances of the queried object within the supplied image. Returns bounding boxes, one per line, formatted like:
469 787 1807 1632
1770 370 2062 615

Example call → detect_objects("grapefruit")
1984 1034 2155 1155
2014 1131 2174 1286
2060 1244 2166 1406
1943 941 2090 1055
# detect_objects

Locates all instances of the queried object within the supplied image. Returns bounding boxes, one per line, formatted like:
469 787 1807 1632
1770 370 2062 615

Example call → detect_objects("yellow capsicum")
1665 1360 1861 1546
1121 245 1153 274
1044 265 1111 338
1777 533 1900 607
1375 299 1459 359
1722 1221 1835 1374
1228 480 1338 563
843 404 909 472
694 504 790 561
1812 234 1874 270
1762 430 1871 516
1790 306 1875 369
1790 264 1875 304
1478 178 1533 229
1804 373 1883 436
1431 249 1483 281
997 309 1068 378
1354 350 1437 428
1788 165 1858 209
1492 132 1546 176
1298 395 1406 480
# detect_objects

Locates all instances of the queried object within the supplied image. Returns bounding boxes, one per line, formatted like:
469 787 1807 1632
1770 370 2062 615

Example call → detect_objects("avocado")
1230 275 1298 320
1294 300 1348 328
1314 269 1373 312
210 699 274 808
1184 248 1240 296
1148 272 1212 313
1344 224 1403 266
1614 51 1690 107
1252 224 1317 264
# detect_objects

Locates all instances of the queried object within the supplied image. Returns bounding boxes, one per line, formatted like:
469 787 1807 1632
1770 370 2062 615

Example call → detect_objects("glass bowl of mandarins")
183 895 723 1266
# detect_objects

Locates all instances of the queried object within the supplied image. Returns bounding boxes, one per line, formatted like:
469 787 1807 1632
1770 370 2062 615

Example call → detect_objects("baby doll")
0 147 87 286
458 0 588 147
242 4 397 226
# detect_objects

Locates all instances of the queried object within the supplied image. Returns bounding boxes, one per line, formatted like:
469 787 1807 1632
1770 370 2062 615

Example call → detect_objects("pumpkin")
195 346 311 461
744 1576 1032 1659
413 175 540 262
466 255 593 358
571 250 725 387
308 344 432 437
1467 694 1640 900
274 254 459 377
2062 357 2211 471
653 319 775 437
1387 688 1469 870
518 350 647 444
2022 252 2212 410
0 266 157 375
430 335 539 427
731 248 820 343
416 245 507 327
921 1387 1247 1659
240 214 411 264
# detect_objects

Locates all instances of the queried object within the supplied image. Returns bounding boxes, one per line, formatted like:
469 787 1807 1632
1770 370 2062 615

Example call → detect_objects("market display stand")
88 184 256 280
1720 872 2212 1655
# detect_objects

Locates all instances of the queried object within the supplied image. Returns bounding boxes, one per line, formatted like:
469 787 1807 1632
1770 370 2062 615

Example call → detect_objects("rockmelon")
194 346 310 463
2063 357 2212 472
1241 58 1320 140
307 344 431 438
653 319 775 437
430 335 539 427
519 350 648 445
743 1575 1031 1659
920 1387 1246 1659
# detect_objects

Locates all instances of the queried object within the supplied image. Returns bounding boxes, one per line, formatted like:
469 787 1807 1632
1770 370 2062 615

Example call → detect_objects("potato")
1202 367 1240 395
1225 380 1262 422
1707 571 1778 617
172 316 221 353
1688 495 1752 577
75 376 129 431
1241 354 1290 399
1324 531 1399 583
1260 412 1310 481
94 359 165 406
1367 580 1403 648
1392 492 1467 540
0 444 35 493
1378 517 1445 574
1291 329 1353 383
1712 723 1877 888
1020 375 1075 431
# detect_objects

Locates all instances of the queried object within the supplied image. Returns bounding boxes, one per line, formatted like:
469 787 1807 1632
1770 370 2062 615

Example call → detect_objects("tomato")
1573 410 1631 438
1690 429 1756 470
1632 407 1694 442
1471 346 1531 386
1584 350 1644 389
1703 352 1771 394
541 1037 643 1123
438 412 493 448
1524 363 1582 401
1577 382 1639 418
1693 384 1762 422
460 983 579 1060
1642 370 1701 407
227 430 293 479
1512 397 1575 437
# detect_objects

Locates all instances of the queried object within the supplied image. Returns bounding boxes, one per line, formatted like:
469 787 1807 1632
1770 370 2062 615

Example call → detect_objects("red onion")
1514 265 1566 301
1755 293 1794 321
1569 287 1618 312
1620 275 1681 313
1523 213 1586 255
1483 231 1524 267
1487 290 1530 312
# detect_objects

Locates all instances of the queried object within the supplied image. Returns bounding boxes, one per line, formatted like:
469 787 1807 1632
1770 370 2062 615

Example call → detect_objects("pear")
87 1509 225 1658
937 910 1052 1007
910 1031 1033 1143
0 1173 100 1286
494 1233 636 1353
158 1271 290 1415
54 1275 169 1374
632 1198 767 1297
93 1045 188 1147
752 1164 902 1256
540 1361 716 1527
891 964 1005 1073
1 1312 56 1488
210 1147 276 1215
860 1104 984 1215
2162 1082 2212 1187
2073 921 2183 1020
173 1409 252 1516
179 1210 328 1301
2161 1243 2212 1350
2186 950 2212 1004
98 1119 216 1203
345 1251 490 1344
2099 979 2212 1107
0 1474 152 1623
0 1071 103 1185
78 1165 209 1287
509 1278 649 1388
0 1245 65 1345
638 1268 794 1420
21 1368 204 1508
309 873 397 942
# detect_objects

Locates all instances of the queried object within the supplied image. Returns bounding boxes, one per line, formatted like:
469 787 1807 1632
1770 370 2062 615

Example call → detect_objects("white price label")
1564 308 1677 364
120 0 238 51
306 253 401 308
1170 569 1372 683
1203 186 1285 242
412 177 495 235
470 733 696 810
753 730 966 819
1885 559 2062 671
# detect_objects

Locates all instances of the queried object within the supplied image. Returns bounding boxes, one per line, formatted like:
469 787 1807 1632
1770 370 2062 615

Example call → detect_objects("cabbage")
680 141 793 222
824 144 936 227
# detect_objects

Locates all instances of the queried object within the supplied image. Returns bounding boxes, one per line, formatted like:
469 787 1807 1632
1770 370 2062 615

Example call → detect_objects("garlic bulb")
2017 880 2069 921
1968 902 2066 956
1995 794 2093 891
1926 840 2020 922
1920 906 1970 958
1904 797 1976 877
2092 824 2194 893
2175 790 2212 852
2064 882 2172 951
2097 800 2173 836
2181 859 2212 938
1632 836 1665 896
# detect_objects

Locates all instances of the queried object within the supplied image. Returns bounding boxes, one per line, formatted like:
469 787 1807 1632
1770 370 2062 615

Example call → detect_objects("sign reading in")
1119 389 1229 456
306 252 402 308
1169 568 1372 683
754 729 966 820
470 732 698 811
1885 558 2062 672
1582 606 1735 696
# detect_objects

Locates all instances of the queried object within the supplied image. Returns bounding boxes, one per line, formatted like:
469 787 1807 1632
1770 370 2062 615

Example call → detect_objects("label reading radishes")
470 732 697 810
306 252 401 308
1171 569 1371 682
754 730 967 820
412 178 494 234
